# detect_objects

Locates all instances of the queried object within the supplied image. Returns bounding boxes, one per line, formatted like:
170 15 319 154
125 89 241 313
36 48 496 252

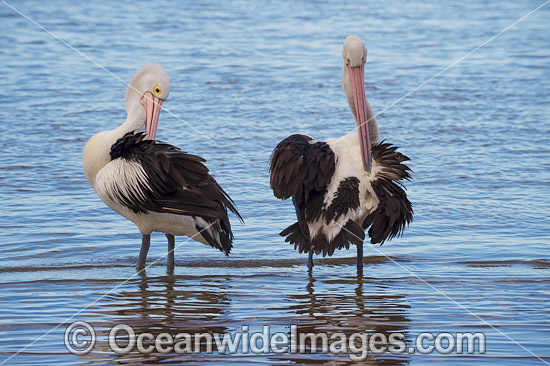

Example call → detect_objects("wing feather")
270 134 336 249
109 132 243 254
362 141 413 244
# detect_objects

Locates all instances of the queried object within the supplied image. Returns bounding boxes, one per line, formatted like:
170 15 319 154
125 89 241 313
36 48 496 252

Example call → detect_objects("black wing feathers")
270 134 338 255
281 219 364 257
269 134 313 199
324 177 360 224
269 134 336 200
362 141 413 244
110 132 242 254
272 137 413 256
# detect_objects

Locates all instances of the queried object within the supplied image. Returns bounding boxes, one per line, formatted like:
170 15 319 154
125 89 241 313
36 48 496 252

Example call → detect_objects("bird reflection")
83 274 231 364
77 262 410 364
273 272 411 365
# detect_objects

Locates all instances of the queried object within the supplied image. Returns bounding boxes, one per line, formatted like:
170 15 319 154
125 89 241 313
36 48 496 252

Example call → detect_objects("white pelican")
82 63 242 272
270 36 413 273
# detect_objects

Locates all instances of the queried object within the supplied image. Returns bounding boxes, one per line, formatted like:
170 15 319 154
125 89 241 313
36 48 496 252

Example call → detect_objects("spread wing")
270 134 336 251
269 134 335 201
362 142 413 244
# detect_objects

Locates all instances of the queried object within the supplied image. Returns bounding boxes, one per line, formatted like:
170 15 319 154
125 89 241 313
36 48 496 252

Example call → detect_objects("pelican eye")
346 57 351 64
153 85 161 95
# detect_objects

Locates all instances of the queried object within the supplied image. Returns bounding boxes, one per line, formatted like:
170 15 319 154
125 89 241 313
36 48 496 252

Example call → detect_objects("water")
0 0 549 364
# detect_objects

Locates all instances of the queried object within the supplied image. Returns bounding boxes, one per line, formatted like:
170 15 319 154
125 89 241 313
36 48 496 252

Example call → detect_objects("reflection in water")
78 271 410 364
84 274 232 363
272 273 411 365
300 274 409 332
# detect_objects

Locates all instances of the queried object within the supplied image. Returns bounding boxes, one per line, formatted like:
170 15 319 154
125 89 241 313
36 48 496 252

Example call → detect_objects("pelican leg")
357 241 364 274
166 233 175 274
137 234 151 271
307 250 314 272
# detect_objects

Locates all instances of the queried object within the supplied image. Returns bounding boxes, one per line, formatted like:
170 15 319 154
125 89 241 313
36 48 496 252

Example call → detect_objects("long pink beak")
347 63 371 172
141 91 163 140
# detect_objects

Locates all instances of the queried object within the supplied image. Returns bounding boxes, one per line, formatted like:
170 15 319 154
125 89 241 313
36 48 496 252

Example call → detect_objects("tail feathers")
196 219 233 256
218 217 234 255
281 220 365 257
211 177 244 224
280 223 310 254
194 180 241 257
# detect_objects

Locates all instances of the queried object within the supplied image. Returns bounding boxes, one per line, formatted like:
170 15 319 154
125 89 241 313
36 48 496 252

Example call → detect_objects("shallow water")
0 0 549 364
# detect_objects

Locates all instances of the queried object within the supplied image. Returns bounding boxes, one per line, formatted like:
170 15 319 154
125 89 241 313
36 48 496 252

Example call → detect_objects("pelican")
82 63 242 272
270 36 413 273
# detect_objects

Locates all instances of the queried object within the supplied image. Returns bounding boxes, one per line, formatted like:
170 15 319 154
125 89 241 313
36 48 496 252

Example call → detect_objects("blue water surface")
0 0 549 364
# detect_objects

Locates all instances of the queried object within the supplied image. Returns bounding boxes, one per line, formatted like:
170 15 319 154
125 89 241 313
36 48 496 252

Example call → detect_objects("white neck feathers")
82 103 145 187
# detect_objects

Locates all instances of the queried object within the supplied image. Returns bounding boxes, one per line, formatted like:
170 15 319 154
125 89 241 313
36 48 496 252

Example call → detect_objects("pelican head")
342 35 370 172
125 63 170 140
